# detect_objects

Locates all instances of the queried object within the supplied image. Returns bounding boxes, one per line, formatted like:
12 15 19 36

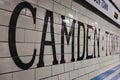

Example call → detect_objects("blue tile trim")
91 64 120 80
111 73 120 80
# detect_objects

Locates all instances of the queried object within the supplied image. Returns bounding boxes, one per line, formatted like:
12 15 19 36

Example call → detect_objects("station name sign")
74 0 120 25
87 0 109 11
8 1 119 70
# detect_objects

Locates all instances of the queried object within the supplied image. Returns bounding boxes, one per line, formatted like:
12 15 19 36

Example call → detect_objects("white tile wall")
16 43 34 56
0 0 23 11
0 0 120 80
65 8 76 19
64 54 72 62
23 56 38 68
36 66 52 79
17 15 36 29
73 1 89 14
38 0 53 11
74 61 82 69
36 6 46 19
0 58 20 74
54 2 65 15
54 24 61 34
61 0 72 8
25 30 42 42
13 69 35 80
53 13 61 24
88 70 99 79
0 74 12 80
16 28 25 42
43 76 58 80
54 0 61 3
44 46 52 54
54 35 61 44
0 10 11 26
52 64 64 75
70 70 79 80
36 19 44 31
0 43 10 57
44 55 53 66
59 72 70 80
80 74 89 80
24 0 37 4
64 62 74 72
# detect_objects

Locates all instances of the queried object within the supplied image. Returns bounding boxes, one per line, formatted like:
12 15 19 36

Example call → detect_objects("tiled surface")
36 66 52 79
13 69 35 80
52 64 64 75
59 72 70 80
0 0 120 80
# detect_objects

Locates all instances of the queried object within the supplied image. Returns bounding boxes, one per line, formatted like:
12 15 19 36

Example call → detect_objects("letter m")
60 15 76 63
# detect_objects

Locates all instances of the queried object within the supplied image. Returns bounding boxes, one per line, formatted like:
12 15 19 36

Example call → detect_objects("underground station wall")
0 0 120 80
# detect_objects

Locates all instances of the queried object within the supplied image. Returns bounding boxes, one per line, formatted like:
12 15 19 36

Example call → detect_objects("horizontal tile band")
91 64 120 80
111 73 120 80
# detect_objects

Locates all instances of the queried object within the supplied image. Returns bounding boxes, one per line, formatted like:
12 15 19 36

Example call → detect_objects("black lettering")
105 31 109 56
93 28 100 58
37 10 58 67
109 33 112 55
77 21 85 60
86 25 93 59
97 29 100 57
61 15 76 63
8 1 36 70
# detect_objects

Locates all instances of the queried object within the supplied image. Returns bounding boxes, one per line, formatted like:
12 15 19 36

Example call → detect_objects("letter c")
8 1 36 70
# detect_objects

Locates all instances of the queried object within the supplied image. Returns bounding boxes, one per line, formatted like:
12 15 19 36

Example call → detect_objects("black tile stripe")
109 0 120 13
